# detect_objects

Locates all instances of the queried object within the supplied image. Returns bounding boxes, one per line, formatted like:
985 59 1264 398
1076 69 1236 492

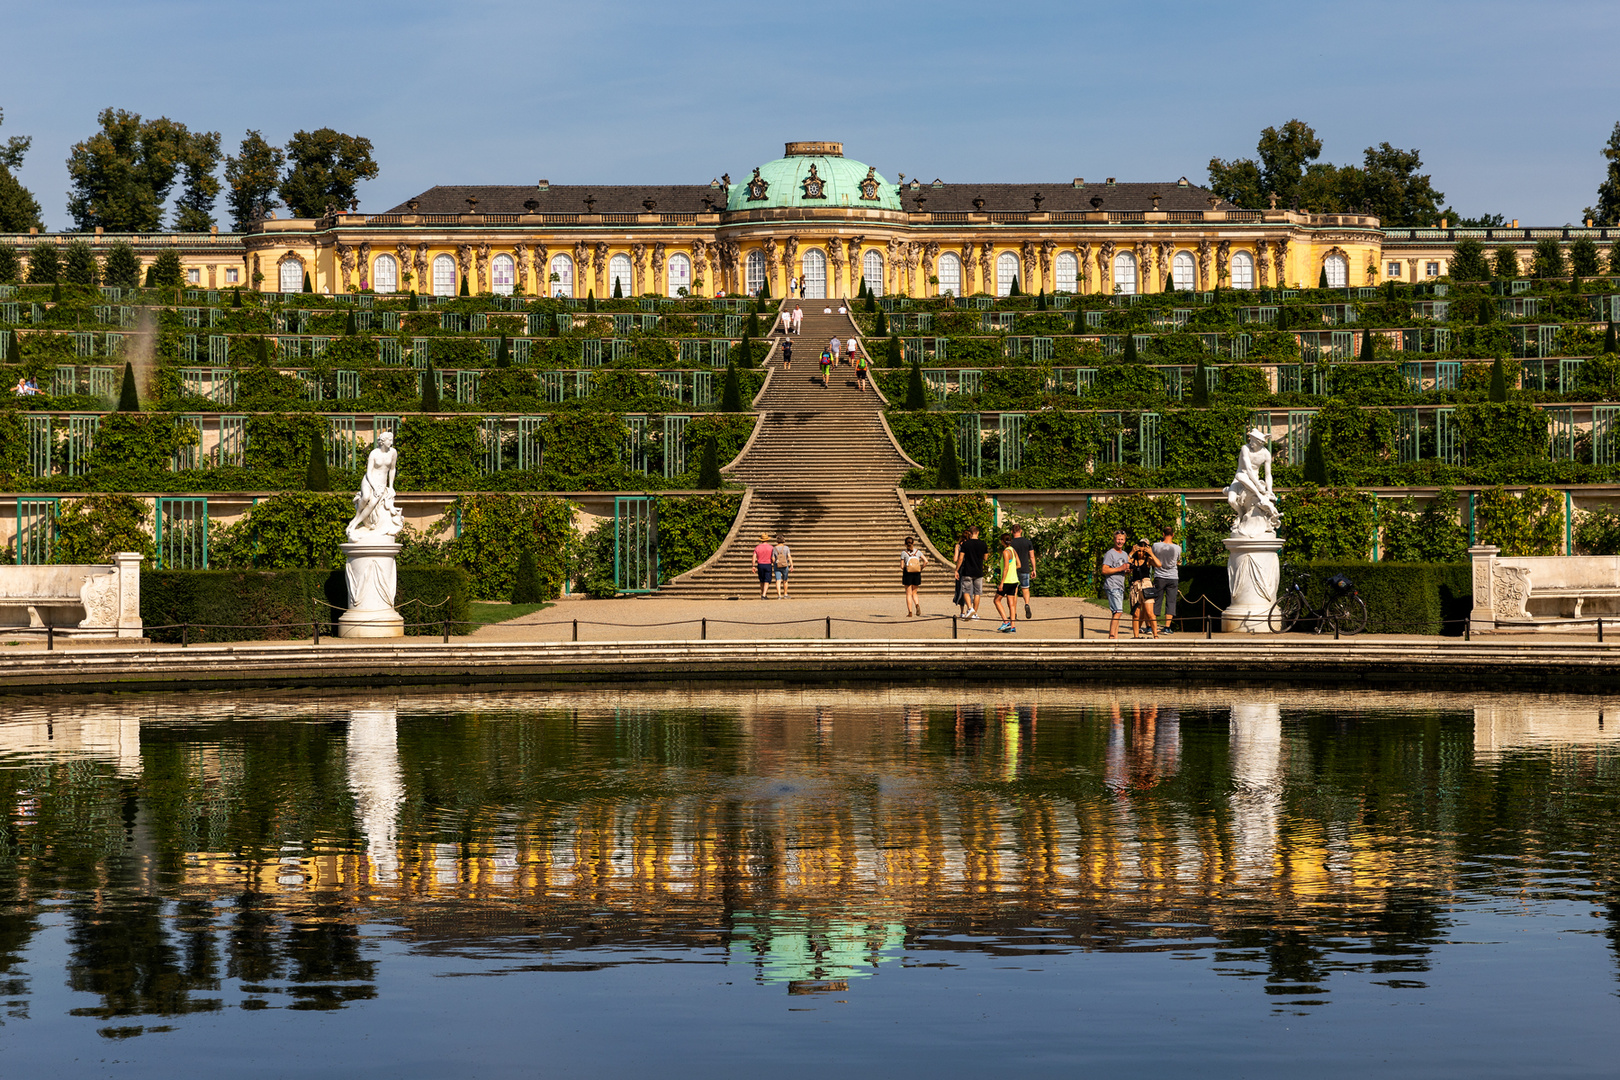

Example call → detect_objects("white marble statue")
346 431 405 543
1223 428 1281 538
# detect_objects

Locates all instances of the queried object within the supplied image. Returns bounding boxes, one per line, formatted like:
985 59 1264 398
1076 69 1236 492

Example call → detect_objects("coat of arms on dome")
859 167 880 201
802 164 827 200
746 167 770 202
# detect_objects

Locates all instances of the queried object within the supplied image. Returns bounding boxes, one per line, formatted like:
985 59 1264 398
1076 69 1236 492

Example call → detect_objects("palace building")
9 140 1617 294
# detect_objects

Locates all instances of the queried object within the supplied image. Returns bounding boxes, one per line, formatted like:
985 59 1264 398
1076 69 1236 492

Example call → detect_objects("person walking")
781 337 793 370
1153 525 1182 635
753 533 775 600
791 306 802 335
955 526 989 620
819 346 834 388
779 308 793 336
951 531 969 617
901 536 928 617
1128 538 1161 639
993 533 1021 633
855 349 869 392
846 336 859 366
829 335 842 366
1100 531 1131 638
1008 524 1036 621
772 536 794 599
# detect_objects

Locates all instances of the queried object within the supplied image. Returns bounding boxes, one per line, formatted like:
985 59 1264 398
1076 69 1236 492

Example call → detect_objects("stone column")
1223 536 1286 632
1469 544 1499 634
340 542 404 637
113 551 143 639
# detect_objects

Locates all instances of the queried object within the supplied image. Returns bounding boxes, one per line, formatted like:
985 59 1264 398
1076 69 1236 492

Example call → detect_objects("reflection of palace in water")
1 689 1617 1017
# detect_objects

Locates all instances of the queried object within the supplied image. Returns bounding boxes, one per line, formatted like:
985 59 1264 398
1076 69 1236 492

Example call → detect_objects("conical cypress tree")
305 428 331 491
1072 304 1085 333
905 355 926 409
747 310 761 336
857 276 868 299
1122 333 1139 364
421 364 441 411
696 434 721 488
886 334 903 368
1385 279 1397 301
1572 269 1583 295
116 361 140 411
5 330 18 363
937 429 962 489
459 274 470 297
510 549 543 603
1191 356 1210 407
1318 266 1329 289
496 334 511 368
612 277 623 299
344 309 357 335
1489 356 1509 402
865 291 876 313
586 290 597 313
720 361 743 411
549 313 560 337
232 287 242 307
1360 328 1374 363
1303 427 1328 485
1009 274 1022 297
302 271 312 293
51 282 61 303
408 290 419 311
255 336 269 365
1478 296 1497 325
874 307 888 335
737 331 753 369
759 278 771 300
1036 288 1047 311
144 265 156 288
1605 321 1618 354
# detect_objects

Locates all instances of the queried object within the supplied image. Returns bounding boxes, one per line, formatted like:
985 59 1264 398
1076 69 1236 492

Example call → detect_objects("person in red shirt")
753 533 775 599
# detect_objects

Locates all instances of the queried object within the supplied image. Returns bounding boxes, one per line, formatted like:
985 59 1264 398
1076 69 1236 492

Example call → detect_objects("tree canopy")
1586 121 1620 227
279 128 378 217
0 108 42 233
224 130 285 231
173 129 222 232
1207 119 1446 225
65 108 212 232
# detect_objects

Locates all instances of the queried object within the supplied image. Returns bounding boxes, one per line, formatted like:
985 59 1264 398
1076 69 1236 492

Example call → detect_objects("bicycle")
1266 567 1368 635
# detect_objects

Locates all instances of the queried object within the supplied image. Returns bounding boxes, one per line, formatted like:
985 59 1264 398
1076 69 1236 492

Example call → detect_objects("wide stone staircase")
659 302 952 598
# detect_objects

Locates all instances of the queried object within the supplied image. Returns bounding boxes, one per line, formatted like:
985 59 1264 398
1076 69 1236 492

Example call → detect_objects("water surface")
0 687 1615 1077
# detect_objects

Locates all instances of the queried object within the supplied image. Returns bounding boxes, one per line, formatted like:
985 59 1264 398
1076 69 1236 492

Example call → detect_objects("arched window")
432 254 457 297
745 250 766 296
996 251 1020 296
1172 251 1196 292
666 253 692 297
549 254 574 298
1231 251 1255 290
1323 253 1348 288
491 253 515 296
937 252 962 297
372 254 398 294
1113 252 1137 295
608 253 632 297
863 250 884 296
801 249 827 299
1055 252 1078 294
278 258 303 294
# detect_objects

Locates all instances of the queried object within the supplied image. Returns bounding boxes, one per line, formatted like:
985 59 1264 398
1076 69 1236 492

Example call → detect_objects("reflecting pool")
0 687 1616 1078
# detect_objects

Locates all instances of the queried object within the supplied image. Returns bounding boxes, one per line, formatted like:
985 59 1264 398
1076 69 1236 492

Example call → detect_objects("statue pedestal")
1223 536 1285 633
339 542 404 638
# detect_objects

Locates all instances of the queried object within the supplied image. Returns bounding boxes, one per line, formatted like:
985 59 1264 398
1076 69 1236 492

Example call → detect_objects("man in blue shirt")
1100 531 1130 638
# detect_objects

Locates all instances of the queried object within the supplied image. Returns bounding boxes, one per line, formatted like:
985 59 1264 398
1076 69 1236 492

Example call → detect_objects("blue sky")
4 0 1617 230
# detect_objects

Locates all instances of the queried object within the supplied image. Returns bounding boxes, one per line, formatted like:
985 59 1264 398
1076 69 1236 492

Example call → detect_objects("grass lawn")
469 601 552 626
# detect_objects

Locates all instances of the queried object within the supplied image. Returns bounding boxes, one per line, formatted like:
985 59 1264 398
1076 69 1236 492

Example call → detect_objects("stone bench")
1469 546 1620 631
0 553 143 638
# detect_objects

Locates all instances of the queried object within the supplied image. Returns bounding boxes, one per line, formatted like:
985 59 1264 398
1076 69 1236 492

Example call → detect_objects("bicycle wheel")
1325 593 1368 636
1267 591 1304 633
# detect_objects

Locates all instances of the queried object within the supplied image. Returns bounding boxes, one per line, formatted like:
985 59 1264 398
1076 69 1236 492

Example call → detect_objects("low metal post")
46 624 53 652
1600 617 1605 644
701 617 707 641
951 615 957 640
826 616 831 640
313 620 321 646
442 619 450 644
1205 598 1213 640
1465 618 1471 642
182 623 189 648
1079 615 1084 639
572 619 578 642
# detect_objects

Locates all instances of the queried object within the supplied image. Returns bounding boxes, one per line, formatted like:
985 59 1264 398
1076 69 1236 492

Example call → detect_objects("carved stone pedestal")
339 542 404 638
1223 536 1285 633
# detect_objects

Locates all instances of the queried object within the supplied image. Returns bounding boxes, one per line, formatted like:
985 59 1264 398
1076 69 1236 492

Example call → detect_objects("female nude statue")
347 431 404 543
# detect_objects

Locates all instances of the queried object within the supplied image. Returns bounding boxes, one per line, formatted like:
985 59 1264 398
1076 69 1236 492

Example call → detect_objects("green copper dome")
727 142 901 212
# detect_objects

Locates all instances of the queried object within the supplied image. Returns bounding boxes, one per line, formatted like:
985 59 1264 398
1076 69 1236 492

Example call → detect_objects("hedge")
142 567 472 643
1177 561 1473 636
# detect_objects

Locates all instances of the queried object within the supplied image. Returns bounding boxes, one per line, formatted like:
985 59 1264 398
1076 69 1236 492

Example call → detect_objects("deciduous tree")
65 108 192 232
224 130 285 231
1585 121 1620 227
0 108 41 233
173 129 222 232
278 128 378 217
102 242 140 289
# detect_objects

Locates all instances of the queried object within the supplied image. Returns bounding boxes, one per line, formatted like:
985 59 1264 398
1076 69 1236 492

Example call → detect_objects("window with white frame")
433 254 457 296
1387 261 1403 279
373 254 399 293
745 250 766 295
608 253 632 296
549 254 574 298
1230 251 1254 290
491 253 515 295
1054 251 1078 294
666 253 691 296
996 251 1020 296
1426 262 1440 277
279 259 303 293
187 268 200 284
225 268 239 285
937 252 962 296
801 249 827 299
1171 251 1196 291
863 250 884 296
1323 253 1349 288
1113 252 1137 294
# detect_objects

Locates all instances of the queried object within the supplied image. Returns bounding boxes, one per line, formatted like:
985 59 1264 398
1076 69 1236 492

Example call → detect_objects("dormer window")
746 167 770 201
859 167 881 201
802 163 827 200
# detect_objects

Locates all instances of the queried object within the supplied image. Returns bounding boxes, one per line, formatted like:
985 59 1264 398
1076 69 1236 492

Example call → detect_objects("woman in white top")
901 536 928 617
779 309 792 335
791 306 802 334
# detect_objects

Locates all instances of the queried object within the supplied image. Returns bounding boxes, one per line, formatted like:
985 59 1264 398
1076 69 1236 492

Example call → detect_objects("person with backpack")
901 536 928 617
781 337 793 370
819 347 834 388
993 533 1021 633
855 349 870 391
772 536 794 599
